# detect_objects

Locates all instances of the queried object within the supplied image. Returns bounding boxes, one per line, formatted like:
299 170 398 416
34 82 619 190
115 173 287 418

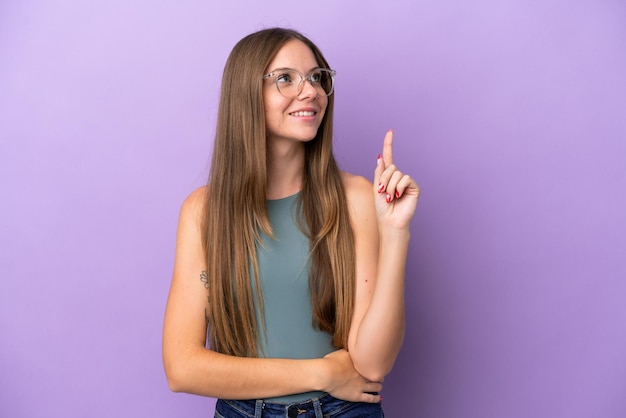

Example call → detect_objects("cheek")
263 101 278 129
264 95 289 118
318 97 329 119
263 98 287 135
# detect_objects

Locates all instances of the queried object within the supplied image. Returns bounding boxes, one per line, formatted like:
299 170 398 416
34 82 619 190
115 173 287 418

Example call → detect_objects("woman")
163 27 419 417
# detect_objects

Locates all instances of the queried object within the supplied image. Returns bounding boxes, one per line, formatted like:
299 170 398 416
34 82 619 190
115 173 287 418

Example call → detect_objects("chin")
300 128 322 141
286 131 319 142
268 129 320 144
299 134 318 143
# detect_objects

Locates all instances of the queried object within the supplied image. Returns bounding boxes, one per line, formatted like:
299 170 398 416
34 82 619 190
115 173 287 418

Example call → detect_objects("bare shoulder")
179 185 208 223
341 171 375 221
341 171 372 197
172 185 208 280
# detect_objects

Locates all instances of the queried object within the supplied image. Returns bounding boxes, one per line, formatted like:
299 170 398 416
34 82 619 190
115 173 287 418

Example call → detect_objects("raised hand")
373 129 420 230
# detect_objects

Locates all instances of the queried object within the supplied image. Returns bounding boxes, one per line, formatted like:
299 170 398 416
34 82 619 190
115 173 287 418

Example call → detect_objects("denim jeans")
214 394 384 418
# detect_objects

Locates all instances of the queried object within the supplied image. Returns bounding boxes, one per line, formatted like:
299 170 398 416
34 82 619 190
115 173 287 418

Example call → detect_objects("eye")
276 71 294 84
309 70 323 84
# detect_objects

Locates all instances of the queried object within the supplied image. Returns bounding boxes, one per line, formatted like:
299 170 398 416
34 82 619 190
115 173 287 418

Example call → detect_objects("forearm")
165 346 327 399
350 228 410 381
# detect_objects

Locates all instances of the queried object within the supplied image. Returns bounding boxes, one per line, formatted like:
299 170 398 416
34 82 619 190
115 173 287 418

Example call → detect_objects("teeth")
291 111 315 117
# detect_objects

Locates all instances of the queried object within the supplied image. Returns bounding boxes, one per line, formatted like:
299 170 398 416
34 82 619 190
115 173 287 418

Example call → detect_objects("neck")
266 141 305 200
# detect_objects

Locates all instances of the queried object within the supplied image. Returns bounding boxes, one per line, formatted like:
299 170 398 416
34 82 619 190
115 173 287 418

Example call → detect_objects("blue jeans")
214 394 384 417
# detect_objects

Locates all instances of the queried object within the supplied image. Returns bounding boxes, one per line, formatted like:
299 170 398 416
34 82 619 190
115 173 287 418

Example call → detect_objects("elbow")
355 365 390 384
348 337 403 382
163 344 210 394
166 374 184 393
164 368 181 393
163 359 188 393
351 352 395 383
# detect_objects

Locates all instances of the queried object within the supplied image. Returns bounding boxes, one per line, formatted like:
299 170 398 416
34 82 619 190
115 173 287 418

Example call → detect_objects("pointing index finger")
382 129 394 167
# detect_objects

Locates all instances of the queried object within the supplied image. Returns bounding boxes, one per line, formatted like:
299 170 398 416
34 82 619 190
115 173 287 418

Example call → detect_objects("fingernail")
377 183 385 193
385 193 391 203
377 153 381 160
395 191 400 198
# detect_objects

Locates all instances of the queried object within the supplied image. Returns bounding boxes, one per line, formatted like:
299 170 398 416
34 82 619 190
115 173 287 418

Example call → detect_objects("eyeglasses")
263 68 336 98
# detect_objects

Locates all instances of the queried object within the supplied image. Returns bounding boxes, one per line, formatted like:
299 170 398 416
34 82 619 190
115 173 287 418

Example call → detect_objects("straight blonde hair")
202 28 355 357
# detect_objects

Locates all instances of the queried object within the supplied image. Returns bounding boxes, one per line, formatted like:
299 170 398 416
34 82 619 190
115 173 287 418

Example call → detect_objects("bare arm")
162 187 382 401
345 130 420 382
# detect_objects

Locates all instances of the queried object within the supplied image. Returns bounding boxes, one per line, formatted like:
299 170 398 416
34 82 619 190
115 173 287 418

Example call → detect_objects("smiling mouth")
290 111 316 117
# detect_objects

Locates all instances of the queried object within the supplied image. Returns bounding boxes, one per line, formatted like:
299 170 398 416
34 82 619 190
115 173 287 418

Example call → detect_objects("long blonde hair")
202 28 355 357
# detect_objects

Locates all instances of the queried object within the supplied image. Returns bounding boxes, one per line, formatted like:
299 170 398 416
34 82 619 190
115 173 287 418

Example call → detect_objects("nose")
298 77 319 99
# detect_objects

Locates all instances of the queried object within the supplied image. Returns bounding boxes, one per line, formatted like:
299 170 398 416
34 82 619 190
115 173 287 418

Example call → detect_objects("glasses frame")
263 67 336 98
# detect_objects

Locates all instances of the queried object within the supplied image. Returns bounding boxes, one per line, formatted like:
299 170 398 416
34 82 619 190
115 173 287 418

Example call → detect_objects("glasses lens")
274 69 300 98
311 69 334 96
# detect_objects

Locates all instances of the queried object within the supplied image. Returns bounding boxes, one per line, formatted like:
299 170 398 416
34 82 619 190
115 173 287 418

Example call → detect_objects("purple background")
1 1 625 417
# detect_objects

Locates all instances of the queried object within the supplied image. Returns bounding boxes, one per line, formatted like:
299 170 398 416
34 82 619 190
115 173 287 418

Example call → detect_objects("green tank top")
255 192 335 403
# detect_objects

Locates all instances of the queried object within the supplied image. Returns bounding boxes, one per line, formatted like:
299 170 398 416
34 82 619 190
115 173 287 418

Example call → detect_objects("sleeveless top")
255 192 335 403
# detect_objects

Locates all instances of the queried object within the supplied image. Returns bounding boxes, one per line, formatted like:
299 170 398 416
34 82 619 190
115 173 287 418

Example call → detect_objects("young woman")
163 27 419 417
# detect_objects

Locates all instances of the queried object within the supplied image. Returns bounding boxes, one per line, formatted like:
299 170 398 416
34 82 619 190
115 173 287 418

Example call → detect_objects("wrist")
379 226 411 242
311 358 331 392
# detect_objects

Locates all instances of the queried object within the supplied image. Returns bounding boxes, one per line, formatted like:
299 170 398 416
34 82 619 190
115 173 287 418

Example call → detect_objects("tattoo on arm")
200 271 209 328
200 270 209 289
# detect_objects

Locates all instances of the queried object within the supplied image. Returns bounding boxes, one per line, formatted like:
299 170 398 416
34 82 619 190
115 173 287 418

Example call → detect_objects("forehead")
266 39 319 72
